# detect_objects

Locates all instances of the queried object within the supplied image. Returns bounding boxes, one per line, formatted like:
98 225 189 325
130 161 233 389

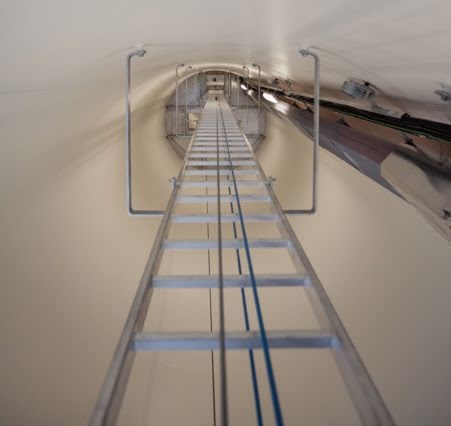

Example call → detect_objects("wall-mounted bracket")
168 177 180 188
266 176 277 187
126 50 164 217
283 48 320 216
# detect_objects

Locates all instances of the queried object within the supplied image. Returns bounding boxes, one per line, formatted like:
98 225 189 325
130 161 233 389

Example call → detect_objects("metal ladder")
90 93 394 426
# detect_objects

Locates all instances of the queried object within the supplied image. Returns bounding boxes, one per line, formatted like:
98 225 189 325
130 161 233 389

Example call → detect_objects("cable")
206 175 217 426
216 100 228 426
227 178 263 426
218 99 284 426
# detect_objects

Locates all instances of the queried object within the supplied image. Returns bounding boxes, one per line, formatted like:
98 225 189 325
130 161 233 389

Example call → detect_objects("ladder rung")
162 238 292 250
134 330 334 351
170 213 279 223
193 143 246 147
189 153 252 158
187 161 255 166
176 194 270 203
195 139 243 141
184 170 259 176
152 274 308 288
195 137 243 140
195 140 243 142
192 147 247 150
195 138 242 140
194 137 244 139
191 147 249 152
180 181 264 188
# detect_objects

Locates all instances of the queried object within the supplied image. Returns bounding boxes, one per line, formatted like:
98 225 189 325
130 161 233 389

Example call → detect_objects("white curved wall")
1 1 451 425
259 114 451 425
0 67 181 425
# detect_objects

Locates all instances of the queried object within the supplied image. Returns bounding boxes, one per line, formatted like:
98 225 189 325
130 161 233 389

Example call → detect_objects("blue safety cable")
206 177 217 426
219 102 284 426
227 181 263 426
215 101 228 426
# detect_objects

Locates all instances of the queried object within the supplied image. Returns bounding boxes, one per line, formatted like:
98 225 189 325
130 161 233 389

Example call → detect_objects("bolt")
267 176 277 187
168 177 178 188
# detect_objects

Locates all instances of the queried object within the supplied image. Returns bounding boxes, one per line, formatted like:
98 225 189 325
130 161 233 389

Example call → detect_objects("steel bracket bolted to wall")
283 48 320 216
126 49 164 217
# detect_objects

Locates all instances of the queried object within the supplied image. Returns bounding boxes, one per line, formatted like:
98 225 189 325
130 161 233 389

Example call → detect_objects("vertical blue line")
219 100 284 426
215 100 228 426
227 183 263 426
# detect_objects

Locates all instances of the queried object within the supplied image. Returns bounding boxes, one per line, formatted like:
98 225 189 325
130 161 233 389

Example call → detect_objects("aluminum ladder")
90 93 394 426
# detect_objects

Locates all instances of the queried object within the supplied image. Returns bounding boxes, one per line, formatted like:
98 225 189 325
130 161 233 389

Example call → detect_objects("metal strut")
284 48 320 215
91 80 394 425
126 50 164 217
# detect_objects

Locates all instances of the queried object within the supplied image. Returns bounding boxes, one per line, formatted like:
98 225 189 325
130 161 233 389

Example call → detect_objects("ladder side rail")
89 123 198 426
240 133 395 426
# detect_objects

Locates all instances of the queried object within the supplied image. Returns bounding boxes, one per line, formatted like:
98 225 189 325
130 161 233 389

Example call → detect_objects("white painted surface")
259 114 451 425
1 1 451 425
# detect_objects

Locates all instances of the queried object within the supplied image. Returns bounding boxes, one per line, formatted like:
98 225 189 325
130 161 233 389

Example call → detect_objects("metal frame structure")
184 65 193 134
242 65 250 121
175 62 186 136
283 48 320 215
236 73 240 108
198 70 203 107
92 61 395 422
126 49 164 217
127 48 319 217
251 63 261 135
246 52 319 216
